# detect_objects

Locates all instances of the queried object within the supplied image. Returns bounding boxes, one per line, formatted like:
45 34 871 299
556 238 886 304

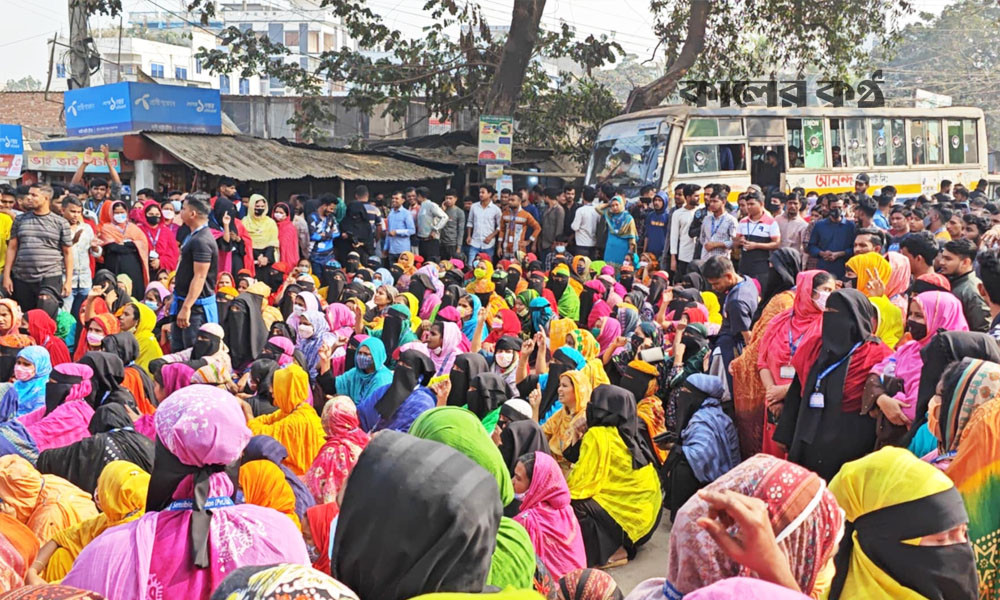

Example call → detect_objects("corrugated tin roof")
143 132 452 182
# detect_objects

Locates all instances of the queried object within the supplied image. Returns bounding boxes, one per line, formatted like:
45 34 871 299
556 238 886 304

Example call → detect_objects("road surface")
604 511 673 594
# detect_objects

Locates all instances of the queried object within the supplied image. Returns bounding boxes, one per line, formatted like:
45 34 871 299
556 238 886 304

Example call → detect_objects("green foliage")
3 76 42 92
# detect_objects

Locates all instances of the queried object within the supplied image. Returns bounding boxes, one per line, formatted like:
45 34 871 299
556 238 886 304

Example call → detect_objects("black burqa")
332 431 501 600
466 372 509 420
752 247 802 323
35 403 154 494
537 348 581 418
222 291 268 369
380 306 411 361
407 274 435 310
101 332 156 406
244 358 279 417
44 369 84 415
447 352 489 407
79 351 138 411
773 289 884 481
374 349 435 420
904 331 1000 446
586 384 654 469
498 420 550 476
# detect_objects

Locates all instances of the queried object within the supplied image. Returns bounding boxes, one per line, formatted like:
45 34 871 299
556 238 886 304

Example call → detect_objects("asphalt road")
604 511 673 594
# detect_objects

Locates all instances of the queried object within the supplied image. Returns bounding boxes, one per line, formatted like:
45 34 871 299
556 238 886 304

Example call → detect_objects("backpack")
687 207 707 239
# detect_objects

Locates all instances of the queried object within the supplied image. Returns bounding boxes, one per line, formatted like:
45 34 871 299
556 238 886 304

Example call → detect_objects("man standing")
170 193 219 352
807 195 855 278
699 188 738 260
854 172 870 197
704 255 758 392
538 187 565 262
939 238 990 332
887 206 910 252
668 184 699 276
899 231 938 279
466 185 502 263
384 191 415 263
2 184 73 313
439 189 465 261
561 185 579 245
934 179 952 203
928 204 952 241
643 191 669 259
415 187 449 262
62 195 101 318
70 145 121 222
571 186 600 259
775 192 808 266
308 195 341 274
976 250 1000 342
873 186 895 230
217 178 245 218
734 187 781 286
497 191 541 260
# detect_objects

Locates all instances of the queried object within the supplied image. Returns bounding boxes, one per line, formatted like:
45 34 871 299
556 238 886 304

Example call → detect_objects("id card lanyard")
782 328 808 379
809 341 863 408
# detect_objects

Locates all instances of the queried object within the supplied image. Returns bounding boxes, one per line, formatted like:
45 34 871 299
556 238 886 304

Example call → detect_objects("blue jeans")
467 245 495 265
170 304 207 353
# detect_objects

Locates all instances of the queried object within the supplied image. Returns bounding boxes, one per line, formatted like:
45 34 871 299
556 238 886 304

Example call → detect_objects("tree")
625 0 915 113
3 76 42 91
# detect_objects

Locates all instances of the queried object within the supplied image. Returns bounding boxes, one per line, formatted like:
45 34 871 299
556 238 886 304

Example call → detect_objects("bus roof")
603 104 985 125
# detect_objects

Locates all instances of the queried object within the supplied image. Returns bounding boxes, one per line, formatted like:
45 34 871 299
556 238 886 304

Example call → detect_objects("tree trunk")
484 0 546 116
624 0 711 113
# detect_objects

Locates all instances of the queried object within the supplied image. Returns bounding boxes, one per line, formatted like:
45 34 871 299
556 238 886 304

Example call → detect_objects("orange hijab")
98 201 150 287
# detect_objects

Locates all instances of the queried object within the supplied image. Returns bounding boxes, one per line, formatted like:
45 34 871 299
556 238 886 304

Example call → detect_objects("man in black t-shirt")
171 193 219 352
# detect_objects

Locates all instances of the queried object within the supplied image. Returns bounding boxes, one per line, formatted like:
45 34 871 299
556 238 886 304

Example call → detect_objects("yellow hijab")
829 447 961 600
400 292 423 331
847 252 903 348
243 194 280 250
130 300 163 374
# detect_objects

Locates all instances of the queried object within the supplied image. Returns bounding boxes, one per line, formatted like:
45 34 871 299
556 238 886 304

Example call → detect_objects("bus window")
964 119 979 164
787 118 826 169
685 118 743 138
677 143 745 174
829 118 868 168
926 119 943 164
911 120 927 165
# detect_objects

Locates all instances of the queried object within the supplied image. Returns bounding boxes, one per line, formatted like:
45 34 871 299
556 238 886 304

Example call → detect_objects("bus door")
747 117 786 195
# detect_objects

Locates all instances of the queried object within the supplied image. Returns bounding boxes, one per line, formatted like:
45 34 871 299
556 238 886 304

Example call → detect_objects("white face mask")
113 213 128 224
162 209 175 221
495 351 516 369
814 290 832 310
555 245 566 253
274 213 287 222
298 323 315 339
292 305 305 316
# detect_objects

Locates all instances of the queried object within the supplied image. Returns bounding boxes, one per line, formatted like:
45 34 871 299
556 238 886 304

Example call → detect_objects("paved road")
604 512 673 594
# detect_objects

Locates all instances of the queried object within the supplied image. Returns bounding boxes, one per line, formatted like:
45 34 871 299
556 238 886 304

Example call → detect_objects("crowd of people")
0 152 998 600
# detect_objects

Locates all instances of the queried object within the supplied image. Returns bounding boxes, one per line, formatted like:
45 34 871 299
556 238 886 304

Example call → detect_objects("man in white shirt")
668 184 700 276
570 186 600 259
466 185 503 264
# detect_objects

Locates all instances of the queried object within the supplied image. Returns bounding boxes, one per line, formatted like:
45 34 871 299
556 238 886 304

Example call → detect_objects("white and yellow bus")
586 105 987 200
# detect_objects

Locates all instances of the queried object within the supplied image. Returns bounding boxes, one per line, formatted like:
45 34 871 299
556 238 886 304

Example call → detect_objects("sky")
0 0 952 86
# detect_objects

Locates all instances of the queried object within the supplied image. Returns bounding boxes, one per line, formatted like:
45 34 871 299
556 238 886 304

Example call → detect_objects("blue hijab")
462 293 486 342
295 309 331 379
336 337 392 403
12 345 52 417
374 268 395 288
529 297 553 334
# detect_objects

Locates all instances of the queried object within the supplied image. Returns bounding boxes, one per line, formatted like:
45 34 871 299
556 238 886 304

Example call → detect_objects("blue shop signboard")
64 82 221 136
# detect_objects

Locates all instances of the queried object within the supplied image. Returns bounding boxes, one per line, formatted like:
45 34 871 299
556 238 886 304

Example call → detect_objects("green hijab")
409 407 535 590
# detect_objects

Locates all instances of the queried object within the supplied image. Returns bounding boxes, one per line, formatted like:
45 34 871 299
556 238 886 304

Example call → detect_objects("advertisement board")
478 115 513 165
64 82 222 136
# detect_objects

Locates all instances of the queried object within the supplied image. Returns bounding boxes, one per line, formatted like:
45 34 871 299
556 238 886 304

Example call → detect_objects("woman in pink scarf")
885 251 911 318
325 303 356 339
868 290 968 433
594 315 622 358
435 306 472 352
135 199 180 272
755 270 831 458
304 395 370 505
428 320 462 375
512 451 586 579
19 363 94 451
63 385 308 599
262 336 296 368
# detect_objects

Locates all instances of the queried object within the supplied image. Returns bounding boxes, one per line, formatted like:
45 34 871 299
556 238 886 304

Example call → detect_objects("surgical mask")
298 324 315 339
145 215 160 225
513 492 525 501
907 318 928 341
144 300 159 311
355 353 374 370
113 213 128 224
171 200 182 212
292 305 304 316
162 209 175 221
591 327 602 338
474 267 487 279
814 291 831 310
924 216 932 227
555 245 566 253
87 331 105 346
254 208 266 216
495 351 515 369
274 213 286 222
12 364 33 382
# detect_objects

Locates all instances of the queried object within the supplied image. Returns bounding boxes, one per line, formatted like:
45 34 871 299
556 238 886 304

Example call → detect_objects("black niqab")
447 352 488 407
498 420 550 476
752 247 802 322
586 384 654 469
467 372 509 419
44 369 83 415
79 351 136 410
222 291 267 368
374 349 434 419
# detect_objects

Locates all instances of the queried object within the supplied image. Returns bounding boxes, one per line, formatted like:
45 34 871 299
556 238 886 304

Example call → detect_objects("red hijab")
757 270 826 382
485 309 521 345
135 199 180 272
73 312 120 361
273 202 300 266
306 502 339 573
26 309 70 366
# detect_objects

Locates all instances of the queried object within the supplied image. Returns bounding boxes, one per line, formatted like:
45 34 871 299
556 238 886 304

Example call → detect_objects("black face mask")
907 318 928 341
192 334 220 360
254 208 266 216
829 207 843 220
146 215 160 225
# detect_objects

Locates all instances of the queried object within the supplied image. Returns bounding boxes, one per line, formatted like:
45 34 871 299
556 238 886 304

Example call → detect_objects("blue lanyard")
788 328 807 358
167 496 235 511
182 224 207 250
709 214 724 238
814 342 863 392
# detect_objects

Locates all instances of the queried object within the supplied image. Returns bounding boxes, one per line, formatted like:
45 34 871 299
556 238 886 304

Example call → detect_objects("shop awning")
144 132 452 182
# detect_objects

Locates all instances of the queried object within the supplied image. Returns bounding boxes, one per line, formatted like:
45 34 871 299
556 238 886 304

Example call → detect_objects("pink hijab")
63 385 308 599
325 303 356 338
587 300 612 330
512 452 586 579
267 336 296 367
885 251 911 317
595 316 622 354
305 396 370 505
436 306 471 352
430 321 462 375
20 363 95 451
873 290 968 421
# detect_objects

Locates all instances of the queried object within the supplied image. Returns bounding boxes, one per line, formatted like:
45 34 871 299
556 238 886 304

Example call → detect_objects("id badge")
809 392 825 408
779 365 795 380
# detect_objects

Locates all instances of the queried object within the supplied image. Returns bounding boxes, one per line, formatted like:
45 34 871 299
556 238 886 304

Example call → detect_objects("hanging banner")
478 115 513 165
24 150 122 173
0 124 24 179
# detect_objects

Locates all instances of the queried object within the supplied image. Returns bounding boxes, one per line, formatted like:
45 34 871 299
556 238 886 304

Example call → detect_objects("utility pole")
68 0 91 89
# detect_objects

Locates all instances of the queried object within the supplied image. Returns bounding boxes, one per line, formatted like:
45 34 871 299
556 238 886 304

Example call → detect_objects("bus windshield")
587 121 669 193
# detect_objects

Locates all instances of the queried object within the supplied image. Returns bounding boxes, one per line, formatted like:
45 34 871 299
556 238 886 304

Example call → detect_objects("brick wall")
0 92 66 137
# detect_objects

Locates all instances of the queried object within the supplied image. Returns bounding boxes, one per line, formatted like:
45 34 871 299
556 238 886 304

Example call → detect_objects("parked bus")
585 105 987 201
